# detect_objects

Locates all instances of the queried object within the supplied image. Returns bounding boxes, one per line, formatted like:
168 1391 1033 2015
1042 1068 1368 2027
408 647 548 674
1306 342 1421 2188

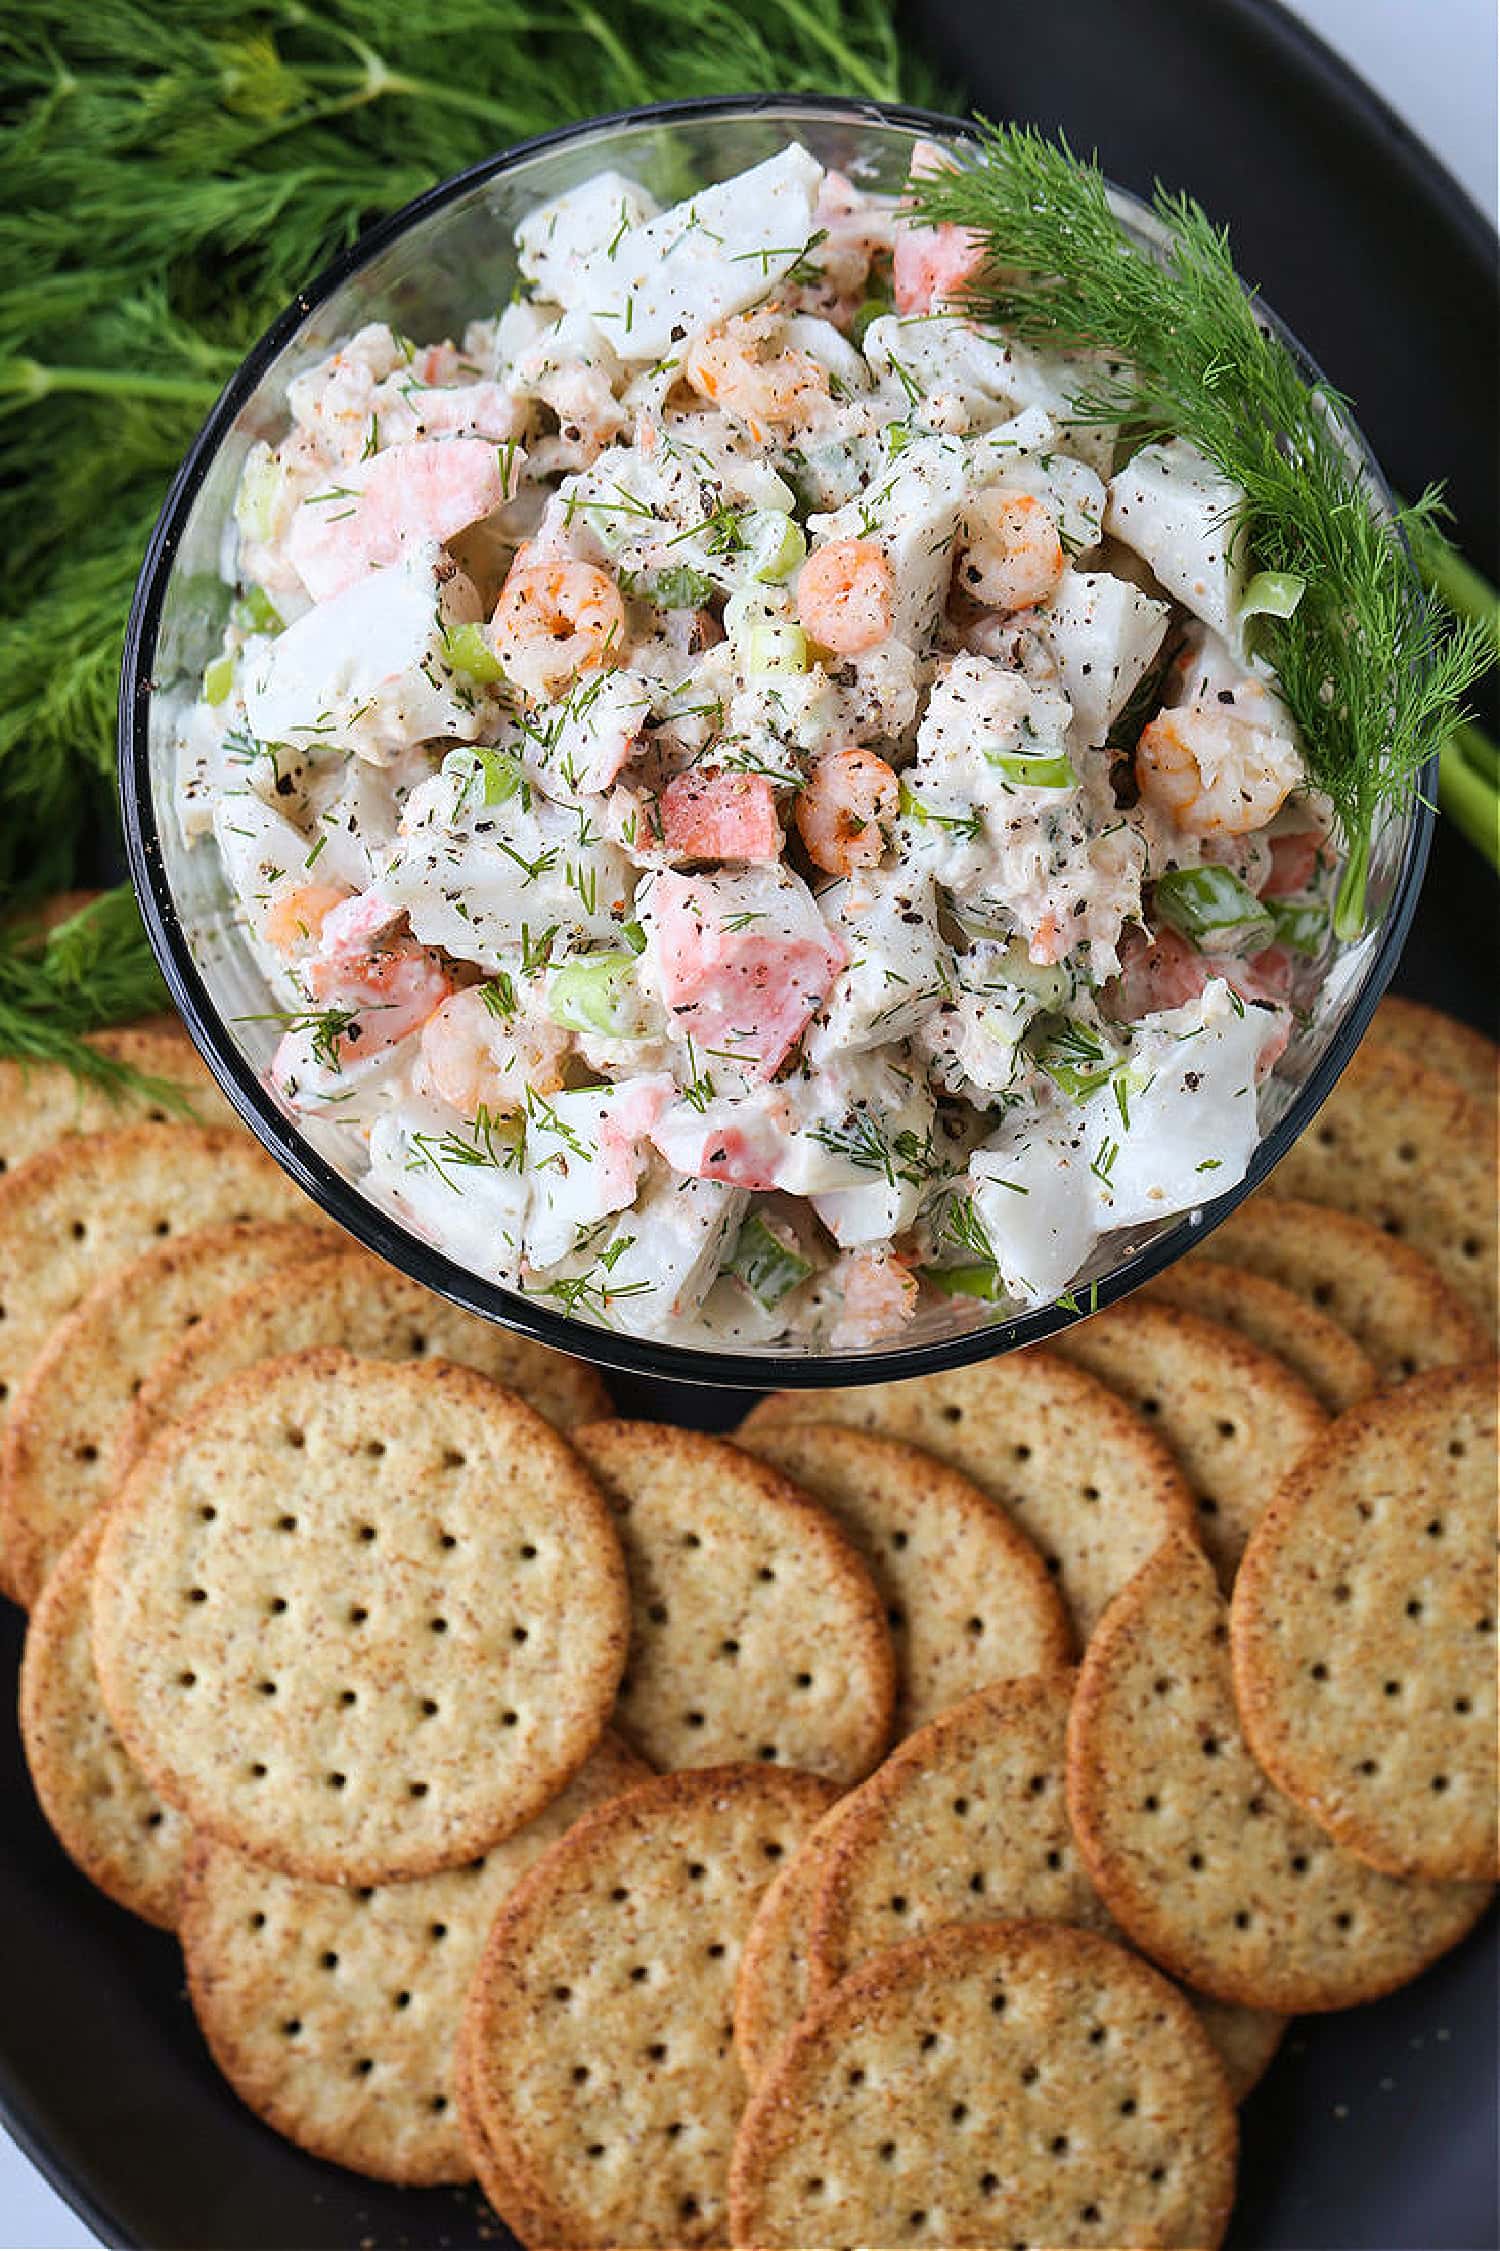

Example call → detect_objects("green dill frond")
0 885 178 1094
914 124 1491 932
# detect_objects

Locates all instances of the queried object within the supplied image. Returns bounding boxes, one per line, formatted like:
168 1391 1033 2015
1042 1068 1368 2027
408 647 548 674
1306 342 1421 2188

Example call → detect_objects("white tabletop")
2 5 1494 2244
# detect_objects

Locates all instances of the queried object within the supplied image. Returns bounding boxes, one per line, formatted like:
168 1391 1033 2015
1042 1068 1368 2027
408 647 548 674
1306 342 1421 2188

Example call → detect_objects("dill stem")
0 359 220 407
1410 517 1500 663
1439 727 1500 870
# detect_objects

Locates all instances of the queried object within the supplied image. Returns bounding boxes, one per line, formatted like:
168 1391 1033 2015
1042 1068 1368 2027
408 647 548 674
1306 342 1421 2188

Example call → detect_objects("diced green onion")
743 509 807 585
233 447 284 545
1154 865 1276 956
745 619 809 676
203 654 234 706
651 565 717 611
230 585 283 637
1239 570 1306 623
1268 898 1329 956
620 919 647 956
444 621 505 684
850 294 892 347
546 952 643 1037
1033 1017 1120 1100
984 746 1078 789
921 1261 1004 1301
474 744 526 804
726 1212 813 1308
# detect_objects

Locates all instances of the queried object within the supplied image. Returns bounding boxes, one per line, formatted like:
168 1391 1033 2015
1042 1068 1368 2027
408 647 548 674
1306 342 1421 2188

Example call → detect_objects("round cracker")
453 1996 529 2230
1067 1534 1492 2012
737 1352 1196 1645
0 1123 309 1428
1197 1195 1489 1388
1373 999 1496 1109
734 1423 1072 1728
806 1670 1280 2105
19 1513 188 1930
729 1920 1239 2251
733 1794 860 2089
117 1245 610 1481
1047 1300 1328 1586
0 1024 237 1180
1141 1261 1376 1415
1191 1994 1286 2104
467 1764 840 2248
92 1350 631 1885
180 1734 649 2186
1270 1042 1497 1325
1 1221 324 1607
1232 1364 1498 1884
571 1421 896 1784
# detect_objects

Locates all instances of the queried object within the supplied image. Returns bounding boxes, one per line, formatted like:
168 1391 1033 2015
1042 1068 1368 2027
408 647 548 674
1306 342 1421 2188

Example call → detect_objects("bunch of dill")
0 0 931 1066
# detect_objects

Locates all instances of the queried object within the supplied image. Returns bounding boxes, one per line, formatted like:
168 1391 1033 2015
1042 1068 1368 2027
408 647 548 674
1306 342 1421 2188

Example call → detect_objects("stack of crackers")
4 984 1496 2250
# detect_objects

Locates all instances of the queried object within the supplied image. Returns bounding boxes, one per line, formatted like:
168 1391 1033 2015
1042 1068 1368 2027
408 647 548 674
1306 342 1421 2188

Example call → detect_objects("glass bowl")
118 93 1432 1389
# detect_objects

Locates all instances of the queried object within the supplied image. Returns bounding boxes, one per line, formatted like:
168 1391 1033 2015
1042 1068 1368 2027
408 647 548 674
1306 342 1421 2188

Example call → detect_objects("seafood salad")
179 137 1339 1351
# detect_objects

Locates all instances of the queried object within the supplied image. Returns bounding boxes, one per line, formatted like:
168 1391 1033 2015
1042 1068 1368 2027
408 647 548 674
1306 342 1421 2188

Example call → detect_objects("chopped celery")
620 919 647 956
1269 897 1329 955
230 585 283 636
233 446 284 545
921 1261 1004 1301
546 952 643 1036
444 621 505 684
651 565 717 610
984 746 1078 789
1154 865 1276 956
203 654 234 706
726 1211 813 1308
851 294 892 347
743 509 807 584
985 936 1074 1007
1239 570 1305 623
746 619 809 676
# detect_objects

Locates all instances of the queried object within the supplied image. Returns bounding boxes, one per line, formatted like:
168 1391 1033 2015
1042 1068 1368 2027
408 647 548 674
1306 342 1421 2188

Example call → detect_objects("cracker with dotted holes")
0 1023 237 1180
734 1794 862 2089
729 1920 1239 2251
1195 1196 1489 1390
116 1245 610 1483
19 1512 189 1930
179 1734 649 2186
1067 1535 1493 2012
1047 1300 1328 1586
570 1422 896 1784
1231 1363 1498 1885
735 1423 1072 1731
737 1352 1197 1644
92 1350 631 1884
806 1670 1281 2104
1270 1042 1498 1326
1373 998 1497 1109
466 1764 840 2248
1 1221 326 1608
0 1125 313 1601
1140 1261 1376 1416
454 1991 532 2233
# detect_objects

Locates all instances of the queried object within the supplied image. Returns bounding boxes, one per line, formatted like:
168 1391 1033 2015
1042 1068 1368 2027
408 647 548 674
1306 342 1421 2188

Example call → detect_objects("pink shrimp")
1261 830 1326 898
658 771 783 865
414 985 568 1118
795 746 899 875
830 1248 920 1349
1105 925 1294 1073
956 491 1066 615
303 891 452 1054
893 143 986 316
796 538 895 657
1136 704 1302 837
684 310 831 444
286 438 512 602
262 881 353 960
490 553 626 700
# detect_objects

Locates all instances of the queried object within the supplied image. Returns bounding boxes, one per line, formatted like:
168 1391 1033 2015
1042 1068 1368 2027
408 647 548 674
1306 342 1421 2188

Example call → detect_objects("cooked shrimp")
1136 702 1303 836
304 891 453 1052
796 747 900 875
796 538 895 656
684 310 830 445
956 491 1065 615
262 881 353 959
414 985 569 1118
831 1247 919 1349
491 553 626 700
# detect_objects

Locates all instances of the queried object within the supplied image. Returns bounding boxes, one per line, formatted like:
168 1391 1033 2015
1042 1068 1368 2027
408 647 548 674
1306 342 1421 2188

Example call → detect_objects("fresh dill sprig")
0 885 178 1092
912 124 1491 935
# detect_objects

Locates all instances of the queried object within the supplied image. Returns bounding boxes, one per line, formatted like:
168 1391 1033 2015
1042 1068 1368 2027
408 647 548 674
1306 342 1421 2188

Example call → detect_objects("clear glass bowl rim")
117 90 1434 1391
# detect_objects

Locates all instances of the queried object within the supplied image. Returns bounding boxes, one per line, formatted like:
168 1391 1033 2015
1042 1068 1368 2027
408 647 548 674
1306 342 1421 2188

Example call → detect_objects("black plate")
3 1 1496 2244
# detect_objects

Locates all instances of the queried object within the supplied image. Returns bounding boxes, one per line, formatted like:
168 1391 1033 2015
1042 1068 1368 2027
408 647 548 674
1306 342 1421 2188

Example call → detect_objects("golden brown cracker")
1140 1261 1375 1414
1373 998 1496 1109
